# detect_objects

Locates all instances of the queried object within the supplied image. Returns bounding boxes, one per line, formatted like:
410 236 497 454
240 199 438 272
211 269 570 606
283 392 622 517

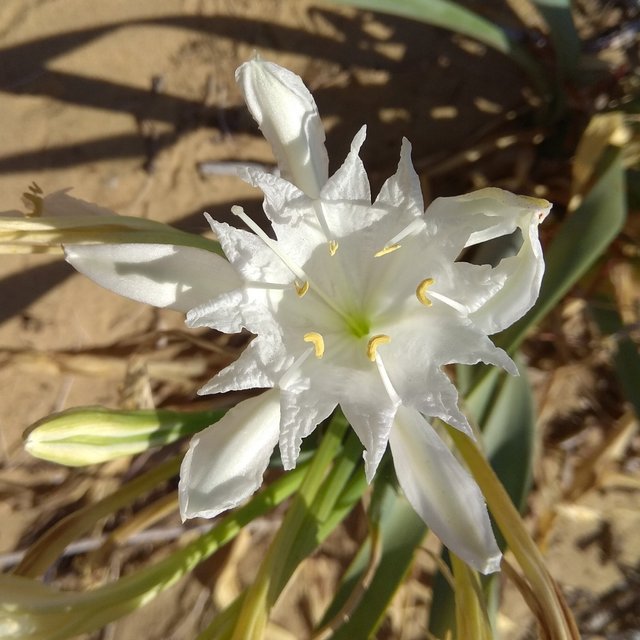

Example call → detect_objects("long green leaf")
334 0 550 97
430 357 535 637
320 477 426 639
3 464 308 640
530 0 581 82
480 356 535 514
590 298 640 419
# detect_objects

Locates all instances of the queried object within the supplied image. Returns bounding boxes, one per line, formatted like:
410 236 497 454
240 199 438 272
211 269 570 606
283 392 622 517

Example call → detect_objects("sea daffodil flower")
65 58 550 574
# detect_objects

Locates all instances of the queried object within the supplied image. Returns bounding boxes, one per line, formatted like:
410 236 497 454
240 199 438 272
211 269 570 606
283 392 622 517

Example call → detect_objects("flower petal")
341 368 400 481
389 407 501 574
64 243 241 312
384 312 517 428
278 387 336 469
205 215 290 284
198 333 283 395
179 389 281 520
374 137 424 217
236 57 329 198
425 187 550 262
469 212 546 334
320 126 371 204
239 167 308 226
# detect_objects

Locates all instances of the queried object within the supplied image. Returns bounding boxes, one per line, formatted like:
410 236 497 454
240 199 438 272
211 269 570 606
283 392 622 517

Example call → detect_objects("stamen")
232 206 357 330
279 348 314 388
244 280 289 291
374 218 425 257
367 334 391 362
303 332 325 358
428 290 468 314
295 280 309 297
231 205 307 282
373 352 401 406
416 278 435 306
312 200 338 251
374 243 401 258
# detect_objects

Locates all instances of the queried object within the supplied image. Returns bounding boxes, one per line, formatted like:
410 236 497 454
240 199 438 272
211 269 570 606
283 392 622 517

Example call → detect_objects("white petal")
239 166 308 226
425 187 550 261
236 58 329 198
385 312 517 419
278 388 336 469
469 214 546 334
199 333 283 395
320 126 371 203
341 369 399 481
389 407 501 574
205 215 290 284
179 389 281 520
375 138 424 217
187 285 283 336
427 188 549 334
65 243 241 312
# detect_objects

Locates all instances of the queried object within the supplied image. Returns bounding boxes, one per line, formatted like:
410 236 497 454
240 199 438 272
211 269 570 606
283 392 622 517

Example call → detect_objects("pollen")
304 332 325 358
367 334 391 361
295 280 309 297
329 240 339 256
416 278 435 306
374 243 401 258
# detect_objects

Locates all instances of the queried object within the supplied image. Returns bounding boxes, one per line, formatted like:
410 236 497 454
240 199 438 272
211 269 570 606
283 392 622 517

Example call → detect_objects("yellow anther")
374 243 401 258
304 332 325 358
328 240 339 256
416 278 435 307
367 334 391 362
295 280 309 297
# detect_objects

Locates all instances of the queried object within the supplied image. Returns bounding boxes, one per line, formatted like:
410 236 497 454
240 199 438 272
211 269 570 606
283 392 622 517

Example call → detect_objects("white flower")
65 58 550 574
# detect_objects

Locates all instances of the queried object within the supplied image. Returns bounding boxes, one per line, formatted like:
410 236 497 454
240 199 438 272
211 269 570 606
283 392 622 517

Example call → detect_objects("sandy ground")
1 1 639 638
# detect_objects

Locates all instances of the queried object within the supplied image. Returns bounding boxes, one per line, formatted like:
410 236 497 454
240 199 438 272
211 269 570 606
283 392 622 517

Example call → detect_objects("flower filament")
374 218 426 258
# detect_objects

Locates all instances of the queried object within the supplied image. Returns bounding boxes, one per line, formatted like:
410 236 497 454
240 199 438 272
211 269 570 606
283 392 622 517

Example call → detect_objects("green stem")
229 414 350 640
202 431 366 640
15 456 182 578
6 463 309 640
447 427 580 640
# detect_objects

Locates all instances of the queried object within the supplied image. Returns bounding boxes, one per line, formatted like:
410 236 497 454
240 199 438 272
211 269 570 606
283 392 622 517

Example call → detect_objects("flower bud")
236 56 329 198
24 406 223 466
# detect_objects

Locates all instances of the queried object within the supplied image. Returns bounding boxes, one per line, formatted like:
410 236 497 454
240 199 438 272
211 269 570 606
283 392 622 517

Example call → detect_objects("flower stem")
15 456 182 578
447 426 580 640
229 413 350 640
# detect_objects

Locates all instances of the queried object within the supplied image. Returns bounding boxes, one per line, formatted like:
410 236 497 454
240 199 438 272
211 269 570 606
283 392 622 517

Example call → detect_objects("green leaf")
481 356 535 514
0 214 222 255
319 475 426 639
333 0 550 98
14 457 182 578
430 356 535 637
530 0 581 82
590 298 640 420
4 464 307 640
